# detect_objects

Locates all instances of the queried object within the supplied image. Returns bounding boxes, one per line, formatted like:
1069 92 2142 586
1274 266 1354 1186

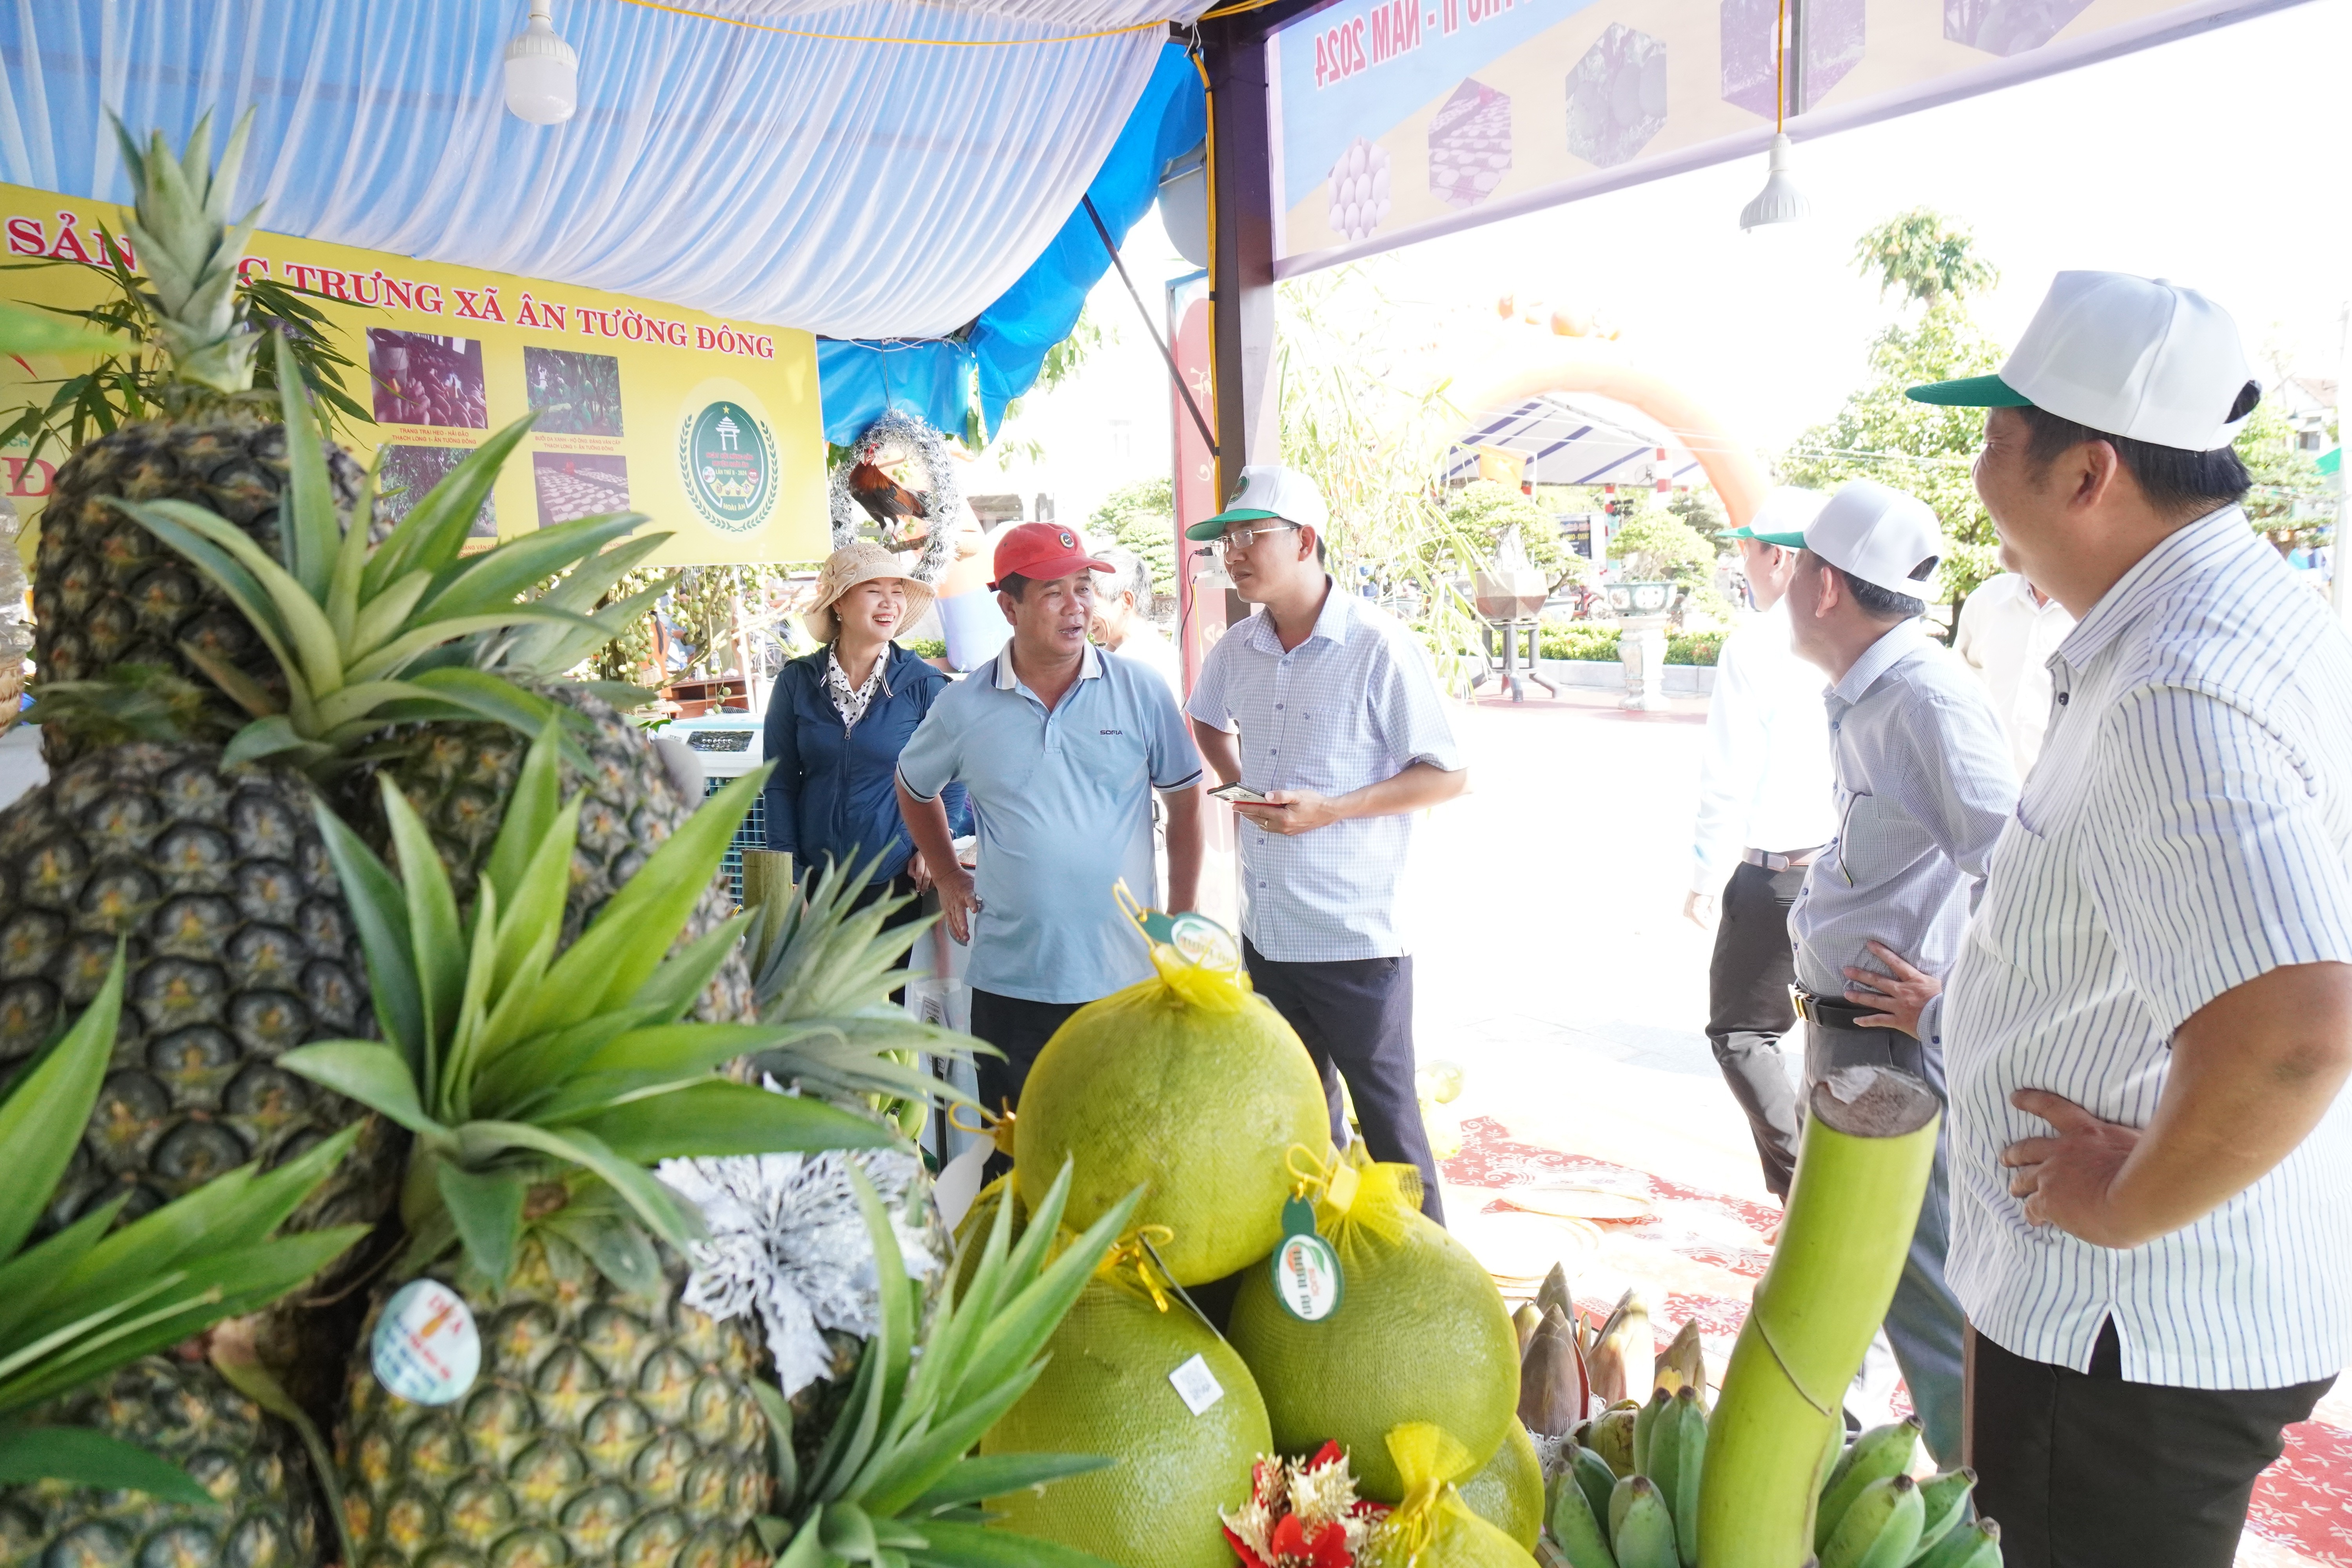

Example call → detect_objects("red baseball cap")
989 521 1113 590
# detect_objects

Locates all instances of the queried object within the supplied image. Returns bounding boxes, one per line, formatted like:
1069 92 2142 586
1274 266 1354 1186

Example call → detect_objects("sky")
978 0 2352 526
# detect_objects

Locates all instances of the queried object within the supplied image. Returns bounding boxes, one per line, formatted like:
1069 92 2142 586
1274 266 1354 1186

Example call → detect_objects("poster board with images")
0 181 828 567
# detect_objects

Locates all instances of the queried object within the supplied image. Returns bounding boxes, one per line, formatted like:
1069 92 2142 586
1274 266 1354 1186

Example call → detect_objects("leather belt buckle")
1791 986 1869 1031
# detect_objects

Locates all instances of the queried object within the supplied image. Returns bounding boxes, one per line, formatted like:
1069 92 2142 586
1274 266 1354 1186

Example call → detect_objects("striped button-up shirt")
1789 619 2018 1009
1945 505 2352 1390
1186 581 1464 963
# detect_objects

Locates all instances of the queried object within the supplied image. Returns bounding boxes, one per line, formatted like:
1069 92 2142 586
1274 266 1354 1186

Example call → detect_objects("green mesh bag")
1014 920 1330 1286
1362 1425 1540 1568
1456 1420 1543 1550
980 1242 1272 1568
1227 1152 1521 1502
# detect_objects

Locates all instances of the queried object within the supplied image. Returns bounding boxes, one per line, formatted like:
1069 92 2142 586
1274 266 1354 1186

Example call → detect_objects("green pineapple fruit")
31 113 367 752
279 733 893 1568
0 950 369 1568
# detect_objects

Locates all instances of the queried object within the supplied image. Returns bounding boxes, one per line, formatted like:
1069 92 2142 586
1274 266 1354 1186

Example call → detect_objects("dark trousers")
1704 860 1806 1199
1242 938 1445 1225
968 989 1086 1179
1967 1321 2332 1568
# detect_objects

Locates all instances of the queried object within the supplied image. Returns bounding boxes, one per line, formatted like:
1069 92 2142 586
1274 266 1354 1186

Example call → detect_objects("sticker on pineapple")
1168 1353 1225 1416
372 1280 482 1405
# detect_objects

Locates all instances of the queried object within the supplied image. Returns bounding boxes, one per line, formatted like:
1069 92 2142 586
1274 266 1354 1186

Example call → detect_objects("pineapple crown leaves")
278 724 893 1291
744 852 994 1111
766 1161 1141 1568
109 107 263 395
103 332 669 775
0 947 368 1503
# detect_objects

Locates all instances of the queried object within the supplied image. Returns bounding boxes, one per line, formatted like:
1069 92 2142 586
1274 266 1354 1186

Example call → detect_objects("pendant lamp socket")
505 0 579 125
1739 132 1809 231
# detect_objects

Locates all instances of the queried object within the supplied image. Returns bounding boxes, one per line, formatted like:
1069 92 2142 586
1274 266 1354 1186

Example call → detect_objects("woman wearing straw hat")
762 543 969 930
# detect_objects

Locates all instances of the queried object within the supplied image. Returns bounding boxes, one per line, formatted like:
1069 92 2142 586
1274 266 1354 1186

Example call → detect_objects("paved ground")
1403 684 2352 1566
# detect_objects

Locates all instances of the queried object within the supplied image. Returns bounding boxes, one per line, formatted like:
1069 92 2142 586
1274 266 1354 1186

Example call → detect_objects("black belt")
1791 987 1877 1031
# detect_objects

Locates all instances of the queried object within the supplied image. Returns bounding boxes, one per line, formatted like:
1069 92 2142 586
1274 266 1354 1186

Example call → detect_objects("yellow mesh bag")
1455 1420 1543 1550
1014 916 1330 1286
1226 1151 1521 1501
1362 1424 1540 1568
980 1238 1272 1568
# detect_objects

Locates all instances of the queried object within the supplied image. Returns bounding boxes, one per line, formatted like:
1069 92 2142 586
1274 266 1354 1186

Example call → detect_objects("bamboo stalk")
1696 1066 1941 1568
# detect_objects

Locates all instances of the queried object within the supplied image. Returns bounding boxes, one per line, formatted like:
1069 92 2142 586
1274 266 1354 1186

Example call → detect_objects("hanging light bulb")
1740 133 1809 230
505 0 579 125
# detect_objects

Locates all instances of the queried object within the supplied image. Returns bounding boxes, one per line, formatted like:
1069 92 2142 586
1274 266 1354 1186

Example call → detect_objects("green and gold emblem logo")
678 397 777 533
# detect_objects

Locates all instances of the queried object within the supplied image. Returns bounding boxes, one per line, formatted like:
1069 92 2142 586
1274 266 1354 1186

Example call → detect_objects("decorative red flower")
1269 1513 1354 1568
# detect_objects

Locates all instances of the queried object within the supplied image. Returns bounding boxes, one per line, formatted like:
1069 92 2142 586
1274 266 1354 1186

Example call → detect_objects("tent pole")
1201 17 1283 501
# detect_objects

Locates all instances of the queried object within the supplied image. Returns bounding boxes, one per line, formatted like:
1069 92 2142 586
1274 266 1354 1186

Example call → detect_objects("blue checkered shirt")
1186 583 1464 962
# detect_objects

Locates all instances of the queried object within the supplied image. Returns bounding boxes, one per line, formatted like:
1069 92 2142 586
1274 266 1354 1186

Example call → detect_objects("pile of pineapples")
0 116 1131 1568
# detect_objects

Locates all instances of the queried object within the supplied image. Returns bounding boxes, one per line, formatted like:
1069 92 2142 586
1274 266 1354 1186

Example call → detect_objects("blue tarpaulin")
816 42 1205 445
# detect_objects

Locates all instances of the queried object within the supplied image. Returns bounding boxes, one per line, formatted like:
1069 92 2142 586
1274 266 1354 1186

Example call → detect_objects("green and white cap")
1719 486 1828 542
1906 270 2259 451
1187 464 1331 540
1751 479 1943 598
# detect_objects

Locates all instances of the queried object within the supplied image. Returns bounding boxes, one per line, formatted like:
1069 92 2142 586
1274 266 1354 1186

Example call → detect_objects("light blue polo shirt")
897 643 1202 1004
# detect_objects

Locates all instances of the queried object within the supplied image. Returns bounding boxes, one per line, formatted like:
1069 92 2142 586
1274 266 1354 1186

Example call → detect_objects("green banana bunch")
1586 1403 1640 1477
1632 1386 1670 1473
1911 1517 2002 1568
1817 1417 1920 1551
1818 1473 1923 1568
1573 1443 1617 1524
1610 1475 1676 1568
1548 1456 1619 1568
1910 1467 1977 1558
1645 1387 1704 1568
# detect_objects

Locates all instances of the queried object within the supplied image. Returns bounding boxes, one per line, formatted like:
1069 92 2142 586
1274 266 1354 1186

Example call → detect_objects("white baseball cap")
1719 485 1829 543
1188 463 1331 539
1753 479 1943 599
1907 270 2259 451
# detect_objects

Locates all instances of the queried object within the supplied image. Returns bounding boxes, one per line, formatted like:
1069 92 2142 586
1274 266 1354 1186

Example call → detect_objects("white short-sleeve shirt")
1186 582 1463 963
1945 505 2352 1391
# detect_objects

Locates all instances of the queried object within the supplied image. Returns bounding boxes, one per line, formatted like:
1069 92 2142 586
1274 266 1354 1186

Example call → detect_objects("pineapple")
30 113 367 756
0 739 386 1229
0 953 368 1568
2 1356 323 1568
277 735 893 1568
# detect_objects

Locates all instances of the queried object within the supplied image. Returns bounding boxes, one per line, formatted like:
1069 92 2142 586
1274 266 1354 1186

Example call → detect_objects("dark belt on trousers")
1790 987 1879 1031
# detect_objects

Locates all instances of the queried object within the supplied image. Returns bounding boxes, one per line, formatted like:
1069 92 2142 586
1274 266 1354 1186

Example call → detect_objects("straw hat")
804 540 935 643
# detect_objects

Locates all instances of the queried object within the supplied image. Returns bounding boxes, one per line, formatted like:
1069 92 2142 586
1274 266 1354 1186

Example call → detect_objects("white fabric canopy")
0 0 1197 338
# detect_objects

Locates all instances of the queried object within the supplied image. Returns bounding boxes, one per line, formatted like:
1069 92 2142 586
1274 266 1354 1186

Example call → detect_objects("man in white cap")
1758 477 2021 1468
1899 273 2352 1568
1686 486 1836 1202
1185 464 1467 1220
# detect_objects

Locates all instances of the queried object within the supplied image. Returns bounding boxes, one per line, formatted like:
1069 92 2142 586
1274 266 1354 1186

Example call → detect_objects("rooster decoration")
828 410 960 582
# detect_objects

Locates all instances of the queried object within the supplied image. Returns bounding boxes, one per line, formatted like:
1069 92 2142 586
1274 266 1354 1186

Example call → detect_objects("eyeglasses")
1218 522 1300 554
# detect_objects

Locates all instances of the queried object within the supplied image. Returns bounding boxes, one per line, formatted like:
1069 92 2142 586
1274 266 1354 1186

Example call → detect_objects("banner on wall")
1268 0 2307 273
0 182 828 566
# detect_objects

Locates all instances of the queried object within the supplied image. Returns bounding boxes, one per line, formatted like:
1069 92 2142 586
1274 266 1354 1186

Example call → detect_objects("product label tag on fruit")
1270 1195 1344 1323
1168 1353 1225 1416
372 1279 481 1405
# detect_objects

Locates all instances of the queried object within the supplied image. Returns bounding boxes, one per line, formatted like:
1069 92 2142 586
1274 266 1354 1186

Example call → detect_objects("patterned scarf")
826 646 888 730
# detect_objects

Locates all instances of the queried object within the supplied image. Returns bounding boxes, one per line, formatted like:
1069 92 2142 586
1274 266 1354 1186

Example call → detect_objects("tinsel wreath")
828 410 959 583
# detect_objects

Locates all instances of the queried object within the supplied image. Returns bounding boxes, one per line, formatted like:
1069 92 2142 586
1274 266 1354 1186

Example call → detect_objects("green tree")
1436 479 1587 589
2233 396 2329 535
1780 211 2007 611
1605 504 1715 584
1853 208 1999 307
1089 476 1177 589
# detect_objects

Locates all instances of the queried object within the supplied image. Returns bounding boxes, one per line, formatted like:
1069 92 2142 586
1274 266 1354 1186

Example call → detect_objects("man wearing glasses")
1186 465 1468 1220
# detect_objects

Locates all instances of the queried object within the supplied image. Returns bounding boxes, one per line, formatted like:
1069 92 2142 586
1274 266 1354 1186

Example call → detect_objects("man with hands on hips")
1893 272 2352 1568
1185 465 1467 1220
896 522 1205 1134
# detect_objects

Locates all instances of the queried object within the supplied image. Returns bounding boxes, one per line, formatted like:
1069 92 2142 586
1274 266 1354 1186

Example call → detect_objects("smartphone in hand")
1209 782 1271 804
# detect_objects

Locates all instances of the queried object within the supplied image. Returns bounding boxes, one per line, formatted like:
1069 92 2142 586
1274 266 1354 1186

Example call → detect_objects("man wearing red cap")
896 522 1205 1123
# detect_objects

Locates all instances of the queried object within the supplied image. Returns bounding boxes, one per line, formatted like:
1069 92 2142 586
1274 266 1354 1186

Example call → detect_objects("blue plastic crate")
705 777 766 905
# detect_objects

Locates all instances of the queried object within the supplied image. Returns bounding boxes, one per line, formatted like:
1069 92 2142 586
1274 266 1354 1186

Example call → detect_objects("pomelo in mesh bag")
1014 920 1328 1285
1456 1420 1543 1549
1359 1424 1539 1568
1227 1151 1521 1501
981 1240 1270 1568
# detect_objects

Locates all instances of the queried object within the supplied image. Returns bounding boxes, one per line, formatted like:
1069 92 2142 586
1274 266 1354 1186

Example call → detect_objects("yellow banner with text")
0 181 828 566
